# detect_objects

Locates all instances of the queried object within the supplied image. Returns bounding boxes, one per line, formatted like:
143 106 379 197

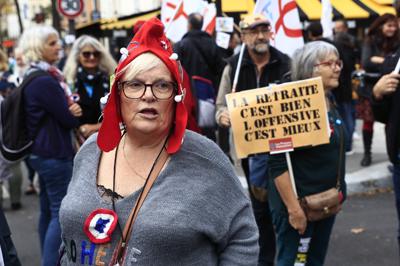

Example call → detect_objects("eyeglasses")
81 51 101 59
314 60 343 70
118 80 176 100
244 26 271 37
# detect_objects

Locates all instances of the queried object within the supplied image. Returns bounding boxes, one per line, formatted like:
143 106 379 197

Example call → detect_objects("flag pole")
164 0 184 34
231 43 246 93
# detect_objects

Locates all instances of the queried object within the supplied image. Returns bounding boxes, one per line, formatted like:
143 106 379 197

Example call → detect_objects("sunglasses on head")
81 51 101 59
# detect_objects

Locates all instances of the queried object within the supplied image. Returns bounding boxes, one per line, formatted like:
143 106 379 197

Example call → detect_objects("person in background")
59 18 259 265
216 14 290 266
0 208 21 265
333 20 358 154
9 47 37 196
269 41 346 266
360 13 399 166
19 25 82 266
174 12 225 141
372 49 400 253
63 35 117 140
0 50 23 210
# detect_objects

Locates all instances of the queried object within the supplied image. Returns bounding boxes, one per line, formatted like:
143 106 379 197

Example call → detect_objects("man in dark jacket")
216 14 290 266
372 50 400 253
174 13 225 141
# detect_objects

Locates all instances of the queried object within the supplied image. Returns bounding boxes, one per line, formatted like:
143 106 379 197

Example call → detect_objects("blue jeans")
28 155 72 266
272 211 336 266
337 101 356 152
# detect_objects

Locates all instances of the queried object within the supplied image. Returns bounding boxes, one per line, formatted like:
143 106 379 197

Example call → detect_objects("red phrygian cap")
97 18 188 154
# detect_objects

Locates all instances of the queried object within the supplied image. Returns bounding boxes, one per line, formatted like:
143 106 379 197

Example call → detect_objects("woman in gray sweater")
59 18 259 265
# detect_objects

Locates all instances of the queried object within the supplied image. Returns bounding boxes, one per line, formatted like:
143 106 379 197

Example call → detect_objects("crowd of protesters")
0 7 398 266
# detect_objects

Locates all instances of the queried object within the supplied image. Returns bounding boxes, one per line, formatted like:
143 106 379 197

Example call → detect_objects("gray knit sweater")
59 130 259 265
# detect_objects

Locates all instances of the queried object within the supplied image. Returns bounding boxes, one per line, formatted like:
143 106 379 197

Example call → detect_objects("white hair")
121 53 170 82
63 35 117 83
291 41 339 81
17 25 59 64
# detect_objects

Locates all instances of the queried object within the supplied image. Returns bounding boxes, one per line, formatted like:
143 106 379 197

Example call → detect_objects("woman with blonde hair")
19 25 82 266
63 35 116 139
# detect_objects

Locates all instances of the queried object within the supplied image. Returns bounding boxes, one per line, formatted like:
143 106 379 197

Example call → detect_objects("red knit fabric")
97 18 188 154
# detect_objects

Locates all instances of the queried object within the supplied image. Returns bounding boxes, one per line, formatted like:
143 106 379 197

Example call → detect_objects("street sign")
57 0 84 18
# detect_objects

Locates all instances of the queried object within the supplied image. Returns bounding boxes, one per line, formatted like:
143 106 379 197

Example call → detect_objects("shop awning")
220 0 396 21
296 0 395 21
100 9 160 30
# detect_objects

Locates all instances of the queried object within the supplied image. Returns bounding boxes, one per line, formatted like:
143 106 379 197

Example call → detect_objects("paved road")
3 120 397 265
3 186 398 266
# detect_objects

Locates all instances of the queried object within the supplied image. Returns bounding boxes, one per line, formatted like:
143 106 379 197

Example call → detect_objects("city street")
3 184 397 265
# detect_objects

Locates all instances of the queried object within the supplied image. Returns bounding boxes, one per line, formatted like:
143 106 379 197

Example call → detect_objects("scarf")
31 61 75 105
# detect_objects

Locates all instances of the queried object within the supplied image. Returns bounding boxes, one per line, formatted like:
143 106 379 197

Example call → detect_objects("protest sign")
225 77 330 158
216 17 234 32
216 32 231 49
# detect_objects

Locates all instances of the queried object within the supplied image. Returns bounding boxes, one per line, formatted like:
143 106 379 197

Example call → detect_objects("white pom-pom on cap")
169 53 178 60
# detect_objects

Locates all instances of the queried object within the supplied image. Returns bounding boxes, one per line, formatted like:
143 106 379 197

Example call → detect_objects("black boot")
360 130 372 167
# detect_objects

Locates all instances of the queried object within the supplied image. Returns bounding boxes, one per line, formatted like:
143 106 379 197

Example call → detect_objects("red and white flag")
254 0 304 56
161 0 216 43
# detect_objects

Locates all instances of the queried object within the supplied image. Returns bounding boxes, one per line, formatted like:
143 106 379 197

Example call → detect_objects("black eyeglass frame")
81 51 101 59
118 80 177 100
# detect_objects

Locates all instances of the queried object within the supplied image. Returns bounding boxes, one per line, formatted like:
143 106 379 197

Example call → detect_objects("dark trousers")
337 101 356 152
393 158 400 252
248 154 276 266
251 197 276 266
272 212 335 266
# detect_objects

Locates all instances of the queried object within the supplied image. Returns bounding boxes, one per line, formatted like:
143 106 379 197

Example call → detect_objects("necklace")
122 135 146 180
111 132 168 263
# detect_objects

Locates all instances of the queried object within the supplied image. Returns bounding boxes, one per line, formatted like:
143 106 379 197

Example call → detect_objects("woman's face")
119 61 175 138
42 34 61 64
382 20 398 38
79 45 100 71
313 52 341 91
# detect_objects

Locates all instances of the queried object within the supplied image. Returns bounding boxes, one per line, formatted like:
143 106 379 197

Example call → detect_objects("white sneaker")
346 150 355 156
353 132 360 140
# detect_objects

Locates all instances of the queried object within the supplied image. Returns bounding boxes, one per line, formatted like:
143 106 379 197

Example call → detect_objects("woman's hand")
373 72 400 100
69 103 82 117
370 56 385 64
288 206 307 235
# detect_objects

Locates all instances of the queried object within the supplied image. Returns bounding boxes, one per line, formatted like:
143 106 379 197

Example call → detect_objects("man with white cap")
215 14 290 266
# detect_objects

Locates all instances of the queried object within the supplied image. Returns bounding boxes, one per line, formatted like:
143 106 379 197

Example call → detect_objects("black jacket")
174 30 225 89
227 46 290 91
0 209 21 265
74 67 109 125
333 35 357 102
372 50 400 164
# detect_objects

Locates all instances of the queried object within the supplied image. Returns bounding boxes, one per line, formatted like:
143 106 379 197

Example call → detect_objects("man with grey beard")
215 14 290 266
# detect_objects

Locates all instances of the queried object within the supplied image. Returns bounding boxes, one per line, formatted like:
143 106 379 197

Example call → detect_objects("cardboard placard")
225 77 330 158
216 17 234 32
216 32 231 49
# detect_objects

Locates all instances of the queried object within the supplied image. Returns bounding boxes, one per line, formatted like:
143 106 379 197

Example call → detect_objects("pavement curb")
346 161 393 195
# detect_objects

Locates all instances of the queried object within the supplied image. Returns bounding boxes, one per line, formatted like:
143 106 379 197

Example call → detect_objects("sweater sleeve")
218 204 259 266
27 76 78 129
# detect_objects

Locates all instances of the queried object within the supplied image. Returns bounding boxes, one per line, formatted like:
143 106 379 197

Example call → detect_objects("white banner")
254 0 304 56
161 0 216 43
321 0 333 38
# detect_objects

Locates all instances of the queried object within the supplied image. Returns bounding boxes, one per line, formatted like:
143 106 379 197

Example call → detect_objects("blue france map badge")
84 209 118 244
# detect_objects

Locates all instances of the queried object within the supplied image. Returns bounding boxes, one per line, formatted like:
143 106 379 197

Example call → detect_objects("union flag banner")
161 0 217 43
254 0 304 56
